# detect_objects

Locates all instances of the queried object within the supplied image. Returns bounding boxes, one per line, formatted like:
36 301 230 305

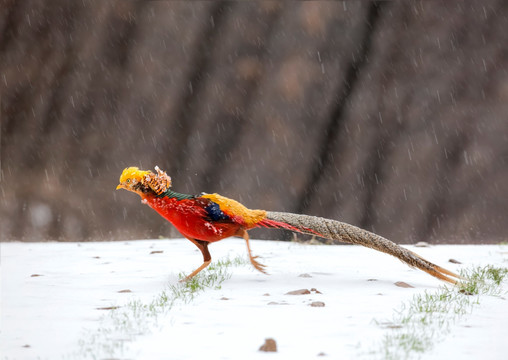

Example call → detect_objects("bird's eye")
126 179 131 183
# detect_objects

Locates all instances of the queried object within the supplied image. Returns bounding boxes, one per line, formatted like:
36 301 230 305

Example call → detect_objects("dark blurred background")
1 1 507 244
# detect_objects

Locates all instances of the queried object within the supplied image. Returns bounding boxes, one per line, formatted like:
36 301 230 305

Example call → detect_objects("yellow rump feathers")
201 193 267 228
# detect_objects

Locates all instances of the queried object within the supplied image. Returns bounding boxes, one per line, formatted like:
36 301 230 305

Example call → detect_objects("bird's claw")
249 255 268 274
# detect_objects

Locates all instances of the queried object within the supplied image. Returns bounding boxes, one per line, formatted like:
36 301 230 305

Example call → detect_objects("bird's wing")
199 193 267 228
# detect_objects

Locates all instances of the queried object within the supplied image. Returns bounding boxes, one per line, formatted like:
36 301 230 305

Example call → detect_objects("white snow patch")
1 240 507 360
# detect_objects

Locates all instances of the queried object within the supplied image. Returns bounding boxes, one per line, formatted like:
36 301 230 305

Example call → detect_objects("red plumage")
142 195 243 243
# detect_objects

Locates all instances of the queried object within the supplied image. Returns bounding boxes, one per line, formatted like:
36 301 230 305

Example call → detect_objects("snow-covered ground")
1 239 507 360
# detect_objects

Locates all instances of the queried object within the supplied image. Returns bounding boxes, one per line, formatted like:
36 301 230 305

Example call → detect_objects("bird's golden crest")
118 167 151 185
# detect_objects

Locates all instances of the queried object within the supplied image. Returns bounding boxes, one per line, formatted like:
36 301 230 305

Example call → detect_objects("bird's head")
116 166 172 197
116 167 153 196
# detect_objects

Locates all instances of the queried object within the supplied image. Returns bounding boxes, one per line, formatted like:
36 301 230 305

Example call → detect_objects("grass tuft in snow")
74 255 246 360
169 256 246 303
458 265 508 296
377 265 508 360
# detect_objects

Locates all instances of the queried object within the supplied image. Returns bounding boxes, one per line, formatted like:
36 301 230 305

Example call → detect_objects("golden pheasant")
116 166 460 283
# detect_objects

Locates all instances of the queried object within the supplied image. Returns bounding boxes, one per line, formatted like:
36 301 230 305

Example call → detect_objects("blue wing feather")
204 201 231 222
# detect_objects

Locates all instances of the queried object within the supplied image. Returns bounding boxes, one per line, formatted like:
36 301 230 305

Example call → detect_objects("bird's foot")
249 255 268 274
178 260 211 282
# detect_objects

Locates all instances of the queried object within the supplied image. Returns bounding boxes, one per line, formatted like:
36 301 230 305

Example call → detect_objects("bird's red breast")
141 194 244 242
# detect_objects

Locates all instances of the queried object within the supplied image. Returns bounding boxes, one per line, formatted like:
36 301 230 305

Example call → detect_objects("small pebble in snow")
30 274 43 277
96 306 120 310
379 321 403 329
150 250 163 254
367 278 378 281
298 273 312 278
386 324 403 329
394 281 414 288
449 258 462 264
309 301 325 307
414 241 430 247
220 297 229 300
310 288 322 294
459 289 473 296
317 352 327 356
22 344 31 348
259 338 277 352
262 293 270 296
285 289 311 295
117 289 132 293
267 301 288 305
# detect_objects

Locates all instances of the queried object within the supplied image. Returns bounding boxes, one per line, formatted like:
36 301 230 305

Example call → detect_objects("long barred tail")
260 211 460 284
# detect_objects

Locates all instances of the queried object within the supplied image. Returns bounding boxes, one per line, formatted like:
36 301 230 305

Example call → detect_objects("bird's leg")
181 237 211 282
236 229 267 274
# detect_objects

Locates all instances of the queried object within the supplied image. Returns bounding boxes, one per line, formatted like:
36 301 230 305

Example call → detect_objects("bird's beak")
116 184 124 190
